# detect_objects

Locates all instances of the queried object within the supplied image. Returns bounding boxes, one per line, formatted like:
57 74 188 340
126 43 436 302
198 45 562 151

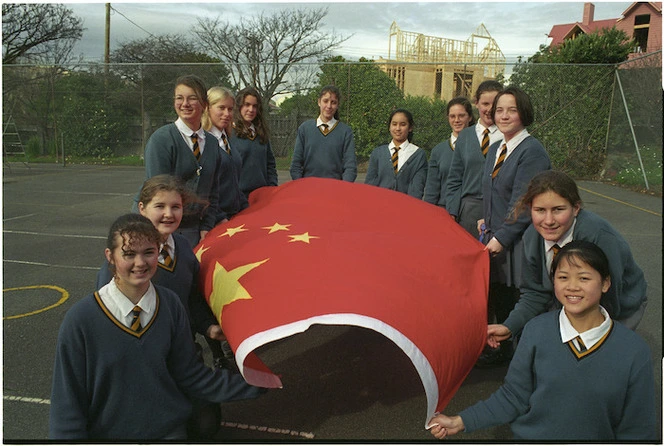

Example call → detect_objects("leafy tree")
2 4 83 64
194 7 349 108
509 27 632 176
401 95 448 152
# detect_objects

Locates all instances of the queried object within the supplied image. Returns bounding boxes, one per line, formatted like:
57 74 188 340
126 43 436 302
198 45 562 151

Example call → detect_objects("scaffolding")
382 22 506 100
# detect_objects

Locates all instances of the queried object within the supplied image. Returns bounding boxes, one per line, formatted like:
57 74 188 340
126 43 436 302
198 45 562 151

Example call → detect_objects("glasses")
174 95 200 105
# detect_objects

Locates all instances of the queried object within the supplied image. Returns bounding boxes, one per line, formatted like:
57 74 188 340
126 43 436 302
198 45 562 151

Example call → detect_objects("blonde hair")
202 86 235 132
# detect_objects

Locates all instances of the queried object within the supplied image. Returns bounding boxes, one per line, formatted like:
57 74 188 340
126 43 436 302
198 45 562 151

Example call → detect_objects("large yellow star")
209 258 269 327
262 222 291 234
195 245 210 262
288 232 320 244
218 224 248 238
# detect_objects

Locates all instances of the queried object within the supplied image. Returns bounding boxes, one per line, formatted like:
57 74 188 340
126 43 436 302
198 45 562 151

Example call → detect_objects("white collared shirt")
491 128 530 169
98 279 157 329
389 140 419 171
160 234 175 264
544 219 577 272
175 118 206 157
475 122 502 146
316 116 338 130
208 126 229 151
450 133 457 149
559 305 611 351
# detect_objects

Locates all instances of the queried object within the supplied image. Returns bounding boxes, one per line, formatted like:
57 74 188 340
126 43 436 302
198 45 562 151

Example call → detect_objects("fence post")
615 69 649 190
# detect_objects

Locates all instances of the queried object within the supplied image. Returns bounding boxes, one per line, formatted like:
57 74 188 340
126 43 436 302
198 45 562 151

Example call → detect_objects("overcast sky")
68 1 632 63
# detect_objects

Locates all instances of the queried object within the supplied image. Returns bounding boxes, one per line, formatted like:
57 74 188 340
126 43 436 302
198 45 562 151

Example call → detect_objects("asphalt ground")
2 162 662 442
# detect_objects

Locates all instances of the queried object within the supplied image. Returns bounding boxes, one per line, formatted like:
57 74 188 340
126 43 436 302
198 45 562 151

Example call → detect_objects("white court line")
2 213 36 222
1 395 315 438
3 259 99 270
3 230 106 240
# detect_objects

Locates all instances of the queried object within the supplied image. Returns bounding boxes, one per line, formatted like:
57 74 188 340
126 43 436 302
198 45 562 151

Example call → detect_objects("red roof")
548 18 619 46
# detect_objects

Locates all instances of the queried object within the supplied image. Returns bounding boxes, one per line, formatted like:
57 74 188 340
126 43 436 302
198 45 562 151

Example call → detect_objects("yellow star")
262 222 291 234
218 224 248 238
194 245 210 262
288 232 320 244
209 259 269 327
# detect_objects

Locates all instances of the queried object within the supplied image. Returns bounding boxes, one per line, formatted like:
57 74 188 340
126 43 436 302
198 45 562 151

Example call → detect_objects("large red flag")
196 177 488 427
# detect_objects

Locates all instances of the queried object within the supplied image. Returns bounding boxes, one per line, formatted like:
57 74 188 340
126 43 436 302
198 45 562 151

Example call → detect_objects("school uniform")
95 233 217 339
423 136 455 207
459 309 656 441
49 283 263 440
290 118 357 182
504 209 648 336
229 131 278 197
482 130 551 288
365 140 428 199
209 126 248 223
136 120 222 246
445 124 502 236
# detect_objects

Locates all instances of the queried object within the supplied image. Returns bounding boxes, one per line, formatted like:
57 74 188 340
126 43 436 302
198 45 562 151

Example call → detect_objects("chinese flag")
196 177 488 426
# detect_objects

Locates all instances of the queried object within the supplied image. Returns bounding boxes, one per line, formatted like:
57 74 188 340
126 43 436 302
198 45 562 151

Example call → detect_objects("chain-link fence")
3 53 661 192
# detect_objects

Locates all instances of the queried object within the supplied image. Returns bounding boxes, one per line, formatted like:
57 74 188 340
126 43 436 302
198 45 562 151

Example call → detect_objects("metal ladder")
3 112 29 170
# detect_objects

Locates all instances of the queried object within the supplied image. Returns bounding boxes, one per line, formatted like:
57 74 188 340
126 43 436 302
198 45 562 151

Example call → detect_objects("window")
435 69 442 97
633 14 650 52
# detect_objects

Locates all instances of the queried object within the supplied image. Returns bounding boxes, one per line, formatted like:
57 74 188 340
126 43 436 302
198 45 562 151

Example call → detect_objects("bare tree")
194 7 350 105
2 3 84 65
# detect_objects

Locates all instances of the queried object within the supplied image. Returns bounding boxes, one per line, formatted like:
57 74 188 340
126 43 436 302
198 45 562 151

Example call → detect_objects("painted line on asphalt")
2 213 36 222
1 396 316 439
2 285 70 320
3 230 106 239
2 259 99 270
3 395 51 405
220 421 315 439
578 186 661 217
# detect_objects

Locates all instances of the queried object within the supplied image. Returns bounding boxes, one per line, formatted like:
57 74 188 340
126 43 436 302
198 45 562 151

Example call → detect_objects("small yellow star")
195 245 211 262
288 232 320 244
209 258 269 327
262 222 291 234
218 224 248 238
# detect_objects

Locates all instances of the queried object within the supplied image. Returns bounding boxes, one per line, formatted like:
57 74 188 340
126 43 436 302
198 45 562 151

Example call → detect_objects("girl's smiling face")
105 234 159 299
317 92 339 122
138 190 183 241
530 191 580 242
554 256 611 321
390 112 412 144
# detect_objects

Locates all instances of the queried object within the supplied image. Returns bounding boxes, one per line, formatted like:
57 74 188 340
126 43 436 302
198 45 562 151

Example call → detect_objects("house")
548 2 662 56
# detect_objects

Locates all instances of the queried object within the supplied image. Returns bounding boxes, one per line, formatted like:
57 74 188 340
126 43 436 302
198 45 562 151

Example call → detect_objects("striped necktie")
191 133 200 161
552 244 561 260
319 123 330 135
391 146 400 174
130 305 142 332
481 128 490 157
491 143 507 178
221 133 230 155
160 246 173 268
575 335 587 352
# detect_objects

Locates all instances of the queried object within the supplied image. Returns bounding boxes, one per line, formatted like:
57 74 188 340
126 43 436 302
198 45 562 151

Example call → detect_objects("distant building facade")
377 22 505 102
548 2 662 57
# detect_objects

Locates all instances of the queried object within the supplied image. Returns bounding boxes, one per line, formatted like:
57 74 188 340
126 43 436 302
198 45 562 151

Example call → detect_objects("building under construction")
378 22 506 101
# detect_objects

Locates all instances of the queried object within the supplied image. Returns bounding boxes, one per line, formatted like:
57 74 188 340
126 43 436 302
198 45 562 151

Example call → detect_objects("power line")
109 5 155 38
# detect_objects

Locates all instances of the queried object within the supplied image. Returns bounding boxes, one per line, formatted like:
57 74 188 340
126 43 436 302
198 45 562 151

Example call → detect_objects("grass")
603 145 662 195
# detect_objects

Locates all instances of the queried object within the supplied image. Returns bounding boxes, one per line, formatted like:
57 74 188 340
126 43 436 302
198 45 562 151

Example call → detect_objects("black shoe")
475 344 513 369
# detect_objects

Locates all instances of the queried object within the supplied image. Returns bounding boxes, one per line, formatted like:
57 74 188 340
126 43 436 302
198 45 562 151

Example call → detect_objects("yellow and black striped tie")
391 146 400 174
191 133 200 161
160 247 173 269
575 335 587 352
130 305 142 332
481 128 490 157
319 123 329 135
221 133 230 155
491 143 507 178
552 244 561 260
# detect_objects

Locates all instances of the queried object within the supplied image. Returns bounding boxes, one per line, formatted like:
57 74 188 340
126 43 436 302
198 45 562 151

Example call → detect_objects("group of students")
49 75 656 440
284 79 656 440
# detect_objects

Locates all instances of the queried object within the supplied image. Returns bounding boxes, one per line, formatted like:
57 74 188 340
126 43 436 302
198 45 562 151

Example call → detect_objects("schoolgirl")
51 214 263 440
477 86 551 367
365 108 428 198
290 85 357 182
487 170 647 348
230 86 279 197
134 74 222 247
424 97 475 207
429 241 656 441
444 81 503 235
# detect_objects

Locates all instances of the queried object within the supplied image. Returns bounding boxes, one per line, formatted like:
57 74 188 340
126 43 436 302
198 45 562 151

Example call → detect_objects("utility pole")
104 3 110 72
